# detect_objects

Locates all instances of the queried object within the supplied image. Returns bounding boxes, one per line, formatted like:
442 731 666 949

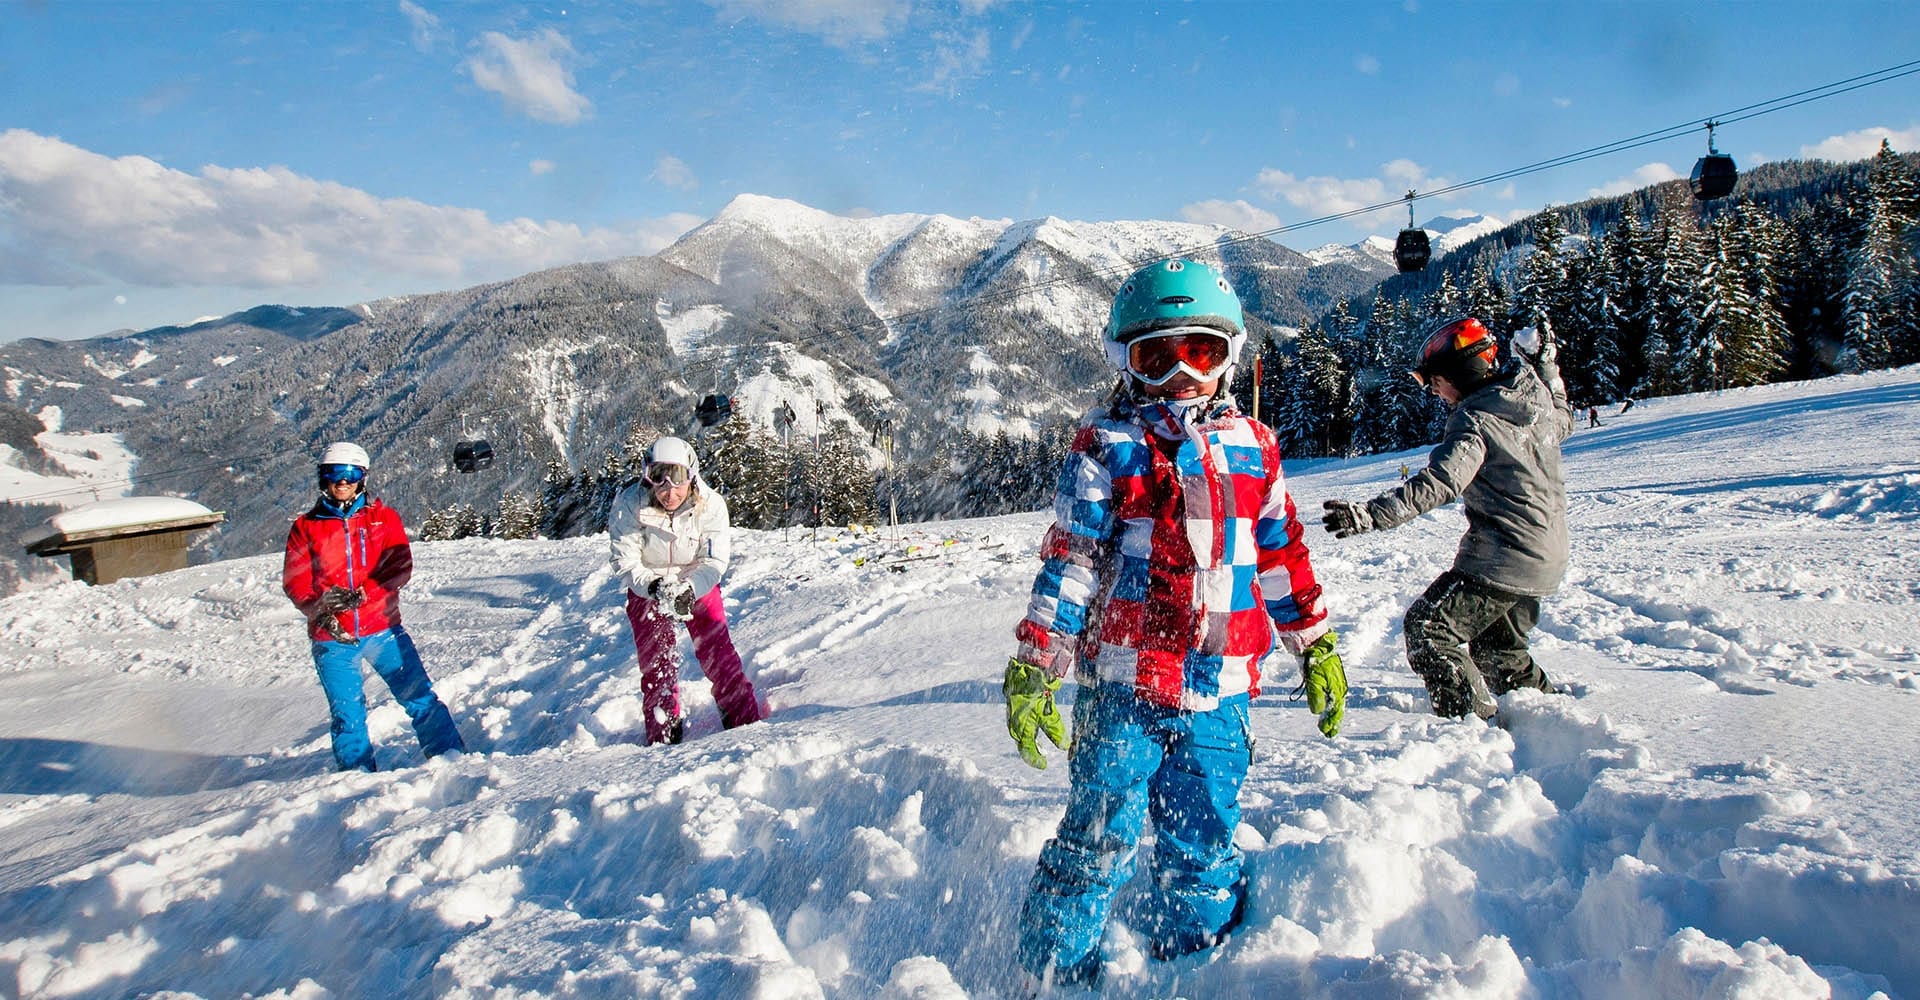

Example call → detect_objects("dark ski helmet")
1412 317 1499 387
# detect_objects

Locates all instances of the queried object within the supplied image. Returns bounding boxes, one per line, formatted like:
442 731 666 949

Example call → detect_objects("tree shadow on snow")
0 736 313 796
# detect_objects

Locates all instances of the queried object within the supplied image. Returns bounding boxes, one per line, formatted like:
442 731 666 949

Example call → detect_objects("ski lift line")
18 60 1919 508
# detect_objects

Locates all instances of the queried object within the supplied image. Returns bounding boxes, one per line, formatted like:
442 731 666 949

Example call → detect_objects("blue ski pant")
311 625 465 771
1016 683 1252 983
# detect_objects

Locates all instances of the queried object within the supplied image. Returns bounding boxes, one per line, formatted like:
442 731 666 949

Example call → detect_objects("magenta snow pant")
625 587 764 745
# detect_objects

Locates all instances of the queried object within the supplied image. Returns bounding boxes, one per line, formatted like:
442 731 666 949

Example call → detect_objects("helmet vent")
1158 295 1195 305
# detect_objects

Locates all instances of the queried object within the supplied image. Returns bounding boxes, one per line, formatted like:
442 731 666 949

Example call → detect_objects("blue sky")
3 0 1918 342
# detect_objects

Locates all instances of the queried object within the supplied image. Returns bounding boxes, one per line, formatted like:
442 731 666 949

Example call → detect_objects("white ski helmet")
319 442 370 469
644 436 699 480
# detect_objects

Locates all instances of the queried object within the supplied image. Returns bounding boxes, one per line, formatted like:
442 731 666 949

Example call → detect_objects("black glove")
318 586 363 613
1322 500 1375 538
317 613 358 645
649 578 696 621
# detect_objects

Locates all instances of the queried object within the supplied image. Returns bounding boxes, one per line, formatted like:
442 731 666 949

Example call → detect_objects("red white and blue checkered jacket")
1016 395 1330 711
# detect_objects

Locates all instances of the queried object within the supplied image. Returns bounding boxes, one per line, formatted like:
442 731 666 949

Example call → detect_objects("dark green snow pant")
1403 571 1555 719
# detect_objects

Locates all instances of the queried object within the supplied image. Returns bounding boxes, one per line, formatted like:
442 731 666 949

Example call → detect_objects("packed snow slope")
3 368 1919 999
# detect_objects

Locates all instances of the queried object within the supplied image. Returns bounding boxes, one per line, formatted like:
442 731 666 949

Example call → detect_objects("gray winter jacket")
1362 358 1575 596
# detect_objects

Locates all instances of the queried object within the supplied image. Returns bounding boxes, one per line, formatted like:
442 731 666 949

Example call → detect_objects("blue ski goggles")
318 463 367 486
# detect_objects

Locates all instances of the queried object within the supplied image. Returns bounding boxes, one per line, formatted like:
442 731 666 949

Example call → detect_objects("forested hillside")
1246 143 1920 460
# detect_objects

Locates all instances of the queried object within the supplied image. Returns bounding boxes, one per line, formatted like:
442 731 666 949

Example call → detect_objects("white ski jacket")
607 479 732 601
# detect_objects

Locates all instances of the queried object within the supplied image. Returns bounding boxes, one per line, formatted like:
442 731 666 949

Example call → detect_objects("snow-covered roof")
20 496 224 552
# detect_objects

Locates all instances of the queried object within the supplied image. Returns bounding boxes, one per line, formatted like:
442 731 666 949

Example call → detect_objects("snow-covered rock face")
1 368 1919 997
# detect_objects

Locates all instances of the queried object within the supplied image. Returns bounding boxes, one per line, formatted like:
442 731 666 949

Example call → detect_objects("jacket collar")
309 493 370 520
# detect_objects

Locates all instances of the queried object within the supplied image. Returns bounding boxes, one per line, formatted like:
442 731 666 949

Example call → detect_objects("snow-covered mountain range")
0 195 1388 585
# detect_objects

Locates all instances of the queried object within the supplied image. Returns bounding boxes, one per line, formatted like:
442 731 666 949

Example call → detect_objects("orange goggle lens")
1126 332 1233 384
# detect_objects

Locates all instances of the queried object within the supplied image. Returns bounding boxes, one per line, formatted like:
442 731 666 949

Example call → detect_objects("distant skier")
1322 318 1574 719
1004 259 1344 989
1588 406 1601 429
283 442 465 772
608 436 764 745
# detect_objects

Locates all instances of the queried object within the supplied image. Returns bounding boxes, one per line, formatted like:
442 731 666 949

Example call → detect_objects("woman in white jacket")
608 436 764 745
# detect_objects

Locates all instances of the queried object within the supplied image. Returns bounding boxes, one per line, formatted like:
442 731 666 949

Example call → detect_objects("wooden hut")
21 497 225 585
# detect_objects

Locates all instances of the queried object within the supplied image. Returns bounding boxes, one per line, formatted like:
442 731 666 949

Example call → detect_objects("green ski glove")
1301 631 1348 738
1004 658 1068 770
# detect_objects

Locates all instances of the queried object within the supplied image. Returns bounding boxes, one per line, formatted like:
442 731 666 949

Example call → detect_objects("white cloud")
651 155 699 192
1180 199 1280 233
1254 168 1388 216
1800 125 1920 163
465 29 591 125
1355 54 1379 75
399 0 441 52
529 159 555 175
913 29 992 95
1253 159 1453 218
0 129 699 290
1587 162 1681 198
704 0 912 45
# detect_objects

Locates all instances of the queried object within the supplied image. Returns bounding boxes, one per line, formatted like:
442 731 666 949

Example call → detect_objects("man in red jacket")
283 442 465 772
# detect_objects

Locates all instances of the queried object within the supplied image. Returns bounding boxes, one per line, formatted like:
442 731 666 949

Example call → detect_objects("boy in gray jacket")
1322 317 1574 719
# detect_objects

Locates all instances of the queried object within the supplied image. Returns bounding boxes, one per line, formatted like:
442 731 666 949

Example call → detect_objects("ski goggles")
643 462 691 487
1125 328 1234 385
317 463 366 486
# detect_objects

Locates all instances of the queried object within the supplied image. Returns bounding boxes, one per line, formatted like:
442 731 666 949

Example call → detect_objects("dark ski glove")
648 578 696 621
1004 657 1068 770
316 612 358 645
1299 631 1347 738
1322 500 1374 538
317 586 363 613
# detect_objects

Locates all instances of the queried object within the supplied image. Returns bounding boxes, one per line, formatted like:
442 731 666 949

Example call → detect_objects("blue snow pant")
311 625 465 772
1016 683 1253 985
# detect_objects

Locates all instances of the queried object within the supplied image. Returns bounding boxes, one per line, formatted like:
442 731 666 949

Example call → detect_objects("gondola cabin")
454 439 494 473
1689 153 1738 201
1394 227 1432 273
695 394 733 427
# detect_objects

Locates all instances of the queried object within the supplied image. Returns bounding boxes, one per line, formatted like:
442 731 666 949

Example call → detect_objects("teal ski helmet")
1103 259 1247 383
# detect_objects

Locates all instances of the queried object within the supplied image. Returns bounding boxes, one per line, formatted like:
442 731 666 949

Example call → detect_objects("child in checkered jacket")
1002 259 1346 989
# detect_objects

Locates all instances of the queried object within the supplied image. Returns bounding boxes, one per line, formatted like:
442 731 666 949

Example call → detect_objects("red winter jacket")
1017 395 1330 711
283 495 414 642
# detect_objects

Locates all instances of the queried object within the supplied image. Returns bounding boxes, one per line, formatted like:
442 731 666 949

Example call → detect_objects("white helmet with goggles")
317 441 370 490
642 436 699 488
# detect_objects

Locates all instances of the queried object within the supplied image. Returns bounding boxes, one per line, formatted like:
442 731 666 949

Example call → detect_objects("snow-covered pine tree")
698 414 786 530
1860 141 1920 366
1464 257 1509 327
815 426 879 527
1641 194 1710 396
492 492 545 540
538 458 584 538
1562 236 1623 405
1424 271 1468 321
1706 205 1792 388
1507 210 1577 363
1605 211 1661 399
419 505 459 542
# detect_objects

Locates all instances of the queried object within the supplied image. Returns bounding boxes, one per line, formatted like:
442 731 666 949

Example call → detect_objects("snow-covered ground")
2 368 1918 999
